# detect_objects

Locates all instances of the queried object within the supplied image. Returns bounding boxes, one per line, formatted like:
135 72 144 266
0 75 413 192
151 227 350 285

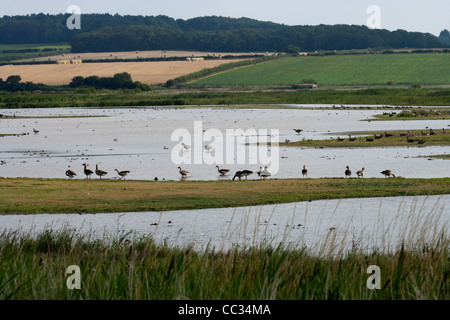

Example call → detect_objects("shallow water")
0 105 449 180
1 195 448 254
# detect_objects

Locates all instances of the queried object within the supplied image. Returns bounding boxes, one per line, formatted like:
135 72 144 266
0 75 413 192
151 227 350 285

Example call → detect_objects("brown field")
0 59 244 86
16 50 268 63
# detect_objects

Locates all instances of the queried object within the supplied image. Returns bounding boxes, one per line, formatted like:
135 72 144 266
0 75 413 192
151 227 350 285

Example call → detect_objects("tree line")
0 73 151 92
0 14 447 52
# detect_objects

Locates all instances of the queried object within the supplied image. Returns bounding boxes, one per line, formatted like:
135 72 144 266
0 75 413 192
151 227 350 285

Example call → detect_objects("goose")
178 167 189 178
429 129 436 135
417 138 426 145
95 164 108 179
348 135 357 142
374 134 383 139
302 165 308 178
82 163 94 179
259 167 271 180
216 166 230 176
181 143 191 151
232 171 244 181
381 170 395 178
345 166 352 178
293 129 303 134
365 137 374 142
115 169 130 180
242 170 254 179
400 131 410 137
65 169 77 179
406 136 415 143
384 132 393 137
337 137 345 142
33 128 39 134
356 167 365 178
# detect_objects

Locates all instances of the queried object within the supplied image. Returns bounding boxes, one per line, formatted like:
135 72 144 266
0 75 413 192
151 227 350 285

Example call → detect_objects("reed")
0 196 448 300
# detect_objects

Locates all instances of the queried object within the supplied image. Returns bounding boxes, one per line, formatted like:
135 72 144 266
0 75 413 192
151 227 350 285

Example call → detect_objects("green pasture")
191 53 450 86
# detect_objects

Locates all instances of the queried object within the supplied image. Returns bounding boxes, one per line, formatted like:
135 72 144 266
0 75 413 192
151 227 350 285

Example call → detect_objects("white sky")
1 0 449 36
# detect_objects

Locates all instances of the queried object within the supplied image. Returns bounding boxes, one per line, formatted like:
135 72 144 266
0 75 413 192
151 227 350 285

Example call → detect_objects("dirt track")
0 59 242 85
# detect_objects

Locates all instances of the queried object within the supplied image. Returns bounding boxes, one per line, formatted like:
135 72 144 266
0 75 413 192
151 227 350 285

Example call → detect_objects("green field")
191 53 450 86
0 44 71 63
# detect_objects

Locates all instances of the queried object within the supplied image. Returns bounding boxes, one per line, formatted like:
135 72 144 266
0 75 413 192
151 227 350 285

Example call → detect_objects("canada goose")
178 167 189 178
65 169 77 179
406 136 415 143
429 129 436 135
115 169 130 180
216 166 230 176
82 163 94 179
348 135 357 141
242 170 254 179
302 165 308 178
400 131 410 137
181 143 191 151
345 166 351 178
356 167 365 178
365 137 374 142
381 170 395 178
232 171 244 181
285 139 290 144
95 164 107 179
384 132 393 137
417 138 426 145
374 134 383 139
337 137 344 142
293 129 303 134
421 131 429 136
33 128 39 134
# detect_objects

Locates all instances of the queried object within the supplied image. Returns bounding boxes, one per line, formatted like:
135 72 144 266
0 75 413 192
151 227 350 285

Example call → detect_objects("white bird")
259 166 271 180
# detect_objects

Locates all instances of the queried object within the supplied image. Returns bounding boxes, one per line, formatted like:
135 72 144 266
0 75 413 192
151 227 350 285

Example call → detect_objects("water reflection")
1 195 448 255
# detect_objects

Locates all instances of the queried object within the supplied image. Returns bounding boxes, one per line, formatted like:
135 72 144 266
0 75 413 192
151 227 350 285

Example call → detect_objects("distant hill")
0 14 447 53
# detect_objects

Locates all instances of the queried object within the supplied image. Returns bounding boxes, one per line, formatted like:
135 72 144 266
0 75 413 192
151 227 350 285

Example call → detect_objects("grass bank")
0 228 447 300
282 129 450 148
0 177 449 215
1 87 450 108
368 108 450 121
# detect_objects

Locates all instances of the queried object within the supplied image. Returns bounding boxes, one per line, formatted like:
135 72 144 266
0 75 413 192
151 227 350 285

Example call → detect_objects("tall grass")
0 196 448 300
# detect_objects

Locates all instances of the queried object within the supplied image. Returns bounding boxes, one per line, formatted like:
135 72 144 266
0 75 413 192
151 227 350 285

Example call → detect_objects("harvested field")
0 59 244 85
15 50 266 63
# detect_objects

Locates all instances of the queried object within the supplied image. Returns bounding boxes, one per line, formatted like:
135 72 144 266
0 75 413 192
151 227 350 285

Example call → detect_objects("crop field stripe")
191 53 450 86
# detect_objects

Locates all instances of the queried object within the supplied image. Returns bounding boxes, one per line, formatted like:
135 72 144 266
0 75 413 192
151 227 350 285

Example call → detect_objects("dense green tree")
0 14 447 52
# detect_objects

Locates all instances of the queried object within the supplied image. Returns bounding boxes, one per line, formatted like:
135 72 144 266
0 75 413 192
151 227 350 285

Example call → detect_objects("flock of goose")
65 163 130 180
175 165 396 180
65 162 396 182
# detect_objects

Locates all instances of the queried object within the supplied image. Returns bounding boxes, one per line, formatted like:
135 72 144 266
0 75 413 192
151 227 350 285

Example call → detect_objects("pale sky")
1 0 449 36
